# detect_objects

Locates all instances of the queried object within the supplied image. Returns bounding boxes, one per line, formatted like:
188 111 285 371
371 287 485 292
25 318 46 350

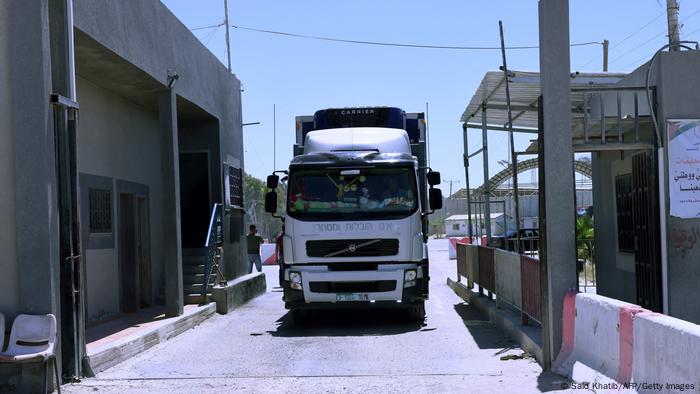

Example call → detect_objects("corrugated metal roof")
460 70 628 131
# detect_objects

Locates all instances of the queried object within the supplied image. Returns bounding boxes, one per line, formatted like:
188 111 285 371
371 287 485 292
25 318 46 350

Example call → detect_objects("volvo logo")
348 244 357 253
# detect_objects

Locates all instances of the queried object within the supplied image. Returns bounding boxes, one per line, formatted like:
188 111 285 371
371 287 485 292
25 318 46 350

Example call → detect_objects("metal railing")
497 236 539 258
577 239 596 293
456 242 542 325
202 203 225 300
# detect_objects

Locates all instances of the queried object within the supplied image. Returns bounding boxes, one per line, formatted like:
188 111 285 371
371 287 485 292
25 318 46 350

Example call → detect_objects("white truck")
265 107 442 320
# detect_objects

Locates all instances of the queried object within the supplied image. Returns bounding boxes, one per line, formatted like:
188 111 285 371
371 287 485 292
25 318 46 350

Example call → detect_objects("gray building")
1 0 246 388
459 54 700 326
594 51 700 323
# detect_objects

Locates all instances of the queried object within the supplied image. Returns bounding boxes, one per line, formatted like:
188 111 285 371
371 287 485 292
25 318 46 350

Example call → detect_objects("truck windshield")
287 167 418 220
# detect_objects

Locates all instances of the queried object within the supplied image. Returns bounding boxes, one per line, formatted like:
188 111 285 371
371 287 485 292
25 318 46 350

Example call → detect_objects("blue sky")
161 0 700 195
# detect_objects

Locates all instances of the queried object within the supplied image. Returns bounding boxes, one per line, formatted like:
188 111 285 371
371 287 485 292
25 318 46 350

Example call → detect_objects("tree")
243 172 285 241
576 215 594 261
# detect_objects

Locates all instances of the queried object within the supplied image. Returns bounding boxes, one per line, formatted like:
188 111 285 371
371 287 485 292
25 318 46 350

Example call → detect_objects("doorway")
179 152 211 248
118 193 151 313
632 151 663 311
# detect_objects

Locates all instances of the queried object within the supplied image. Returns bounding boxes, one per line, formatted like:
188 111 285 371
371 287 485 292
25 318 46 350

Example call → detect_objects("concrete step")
184 283 206 293
182 248 206 256
184 293 210 305
183 273 216 285
183 265 206 275
183 255 205 266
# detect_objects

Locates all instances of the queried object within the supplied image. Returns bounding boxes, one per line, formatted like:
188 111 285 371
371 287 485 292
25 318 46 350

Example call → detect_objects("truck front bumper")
282 263 427 310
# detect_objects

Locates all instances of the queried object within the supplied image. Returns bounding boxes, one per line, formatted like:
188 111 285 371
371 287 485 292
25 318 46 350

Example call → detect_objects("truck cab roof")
290 150 416 168
304 127 411 155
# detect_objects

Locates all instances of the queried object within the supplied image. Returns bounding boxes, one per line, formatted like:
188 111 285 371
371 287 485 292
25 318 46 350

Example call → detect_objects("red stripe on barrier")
262 255 277 265
554 290 577 368
617 306 648 383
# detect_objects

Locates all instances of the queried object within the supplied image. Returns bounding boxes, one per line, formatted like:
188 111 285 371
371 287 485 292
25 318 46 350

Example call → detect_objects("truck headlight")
404 270 417 281
404 269 417 288
290 271 302 290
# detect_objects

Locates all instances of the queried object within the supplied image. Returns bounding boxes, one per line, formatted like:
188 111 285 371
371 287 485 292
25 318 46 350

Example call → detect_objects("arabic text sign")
668 119 700 218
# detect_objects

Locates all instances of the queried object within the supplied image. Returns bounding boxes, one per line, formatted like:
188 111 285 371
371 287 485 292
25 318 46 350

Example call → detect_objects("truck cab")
265 107 442 320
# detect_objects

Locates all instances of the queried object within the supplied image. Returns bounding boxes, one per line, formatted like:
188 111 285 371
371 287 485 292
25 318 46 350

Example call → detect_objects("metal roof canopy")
460 70 627 132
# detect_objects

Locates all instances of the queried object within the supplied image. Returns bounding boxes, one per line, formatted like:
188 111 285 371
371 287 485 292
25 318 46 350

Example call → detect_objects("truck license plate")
336 293 369 302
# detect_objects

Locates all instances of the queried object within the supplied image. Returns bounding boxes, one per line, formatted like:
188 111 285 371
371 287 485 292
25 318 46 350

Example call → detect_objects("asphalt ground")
64 239 569 394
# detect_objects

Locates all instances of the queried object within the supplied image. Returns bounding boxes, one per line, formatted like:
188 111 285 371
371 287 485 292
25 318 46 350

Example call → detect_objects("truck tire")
407 302 426 322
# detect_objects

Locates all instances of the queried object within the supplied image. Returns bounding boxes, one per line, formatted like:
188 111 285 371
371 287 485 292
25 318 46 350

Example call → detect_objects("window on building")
452 223 460 231
229 166 243 208
615 174 634 252
89 188 112 233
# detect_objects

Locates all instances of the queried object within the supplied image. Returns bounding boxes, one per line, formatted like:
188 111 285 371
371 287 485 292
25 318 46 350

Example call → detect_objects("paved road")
65 239 568 393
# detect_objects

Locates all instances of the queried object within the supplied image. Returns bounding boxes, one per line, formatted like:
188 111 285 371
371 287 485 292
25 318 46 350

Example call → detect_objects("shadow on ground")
537 370 571 392
453 302 517 350
266 308 426 337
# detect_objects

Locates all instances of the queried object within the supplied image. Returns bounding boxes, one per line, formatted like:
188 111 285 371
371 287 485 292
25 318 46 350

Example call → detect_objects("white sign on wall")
668 119 700 218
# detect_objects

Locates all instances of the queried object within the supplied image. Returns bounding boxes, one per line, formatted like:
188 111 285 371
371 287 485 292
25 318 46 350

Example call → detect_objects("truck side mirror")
429 188 443 210
265 191 278 214
267 175 279 189
427 171 441 186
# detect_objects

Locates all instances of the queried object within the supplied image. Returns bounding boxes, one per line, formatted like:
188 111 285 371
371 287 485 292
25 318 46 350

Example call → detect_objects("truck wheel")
407 302 426 322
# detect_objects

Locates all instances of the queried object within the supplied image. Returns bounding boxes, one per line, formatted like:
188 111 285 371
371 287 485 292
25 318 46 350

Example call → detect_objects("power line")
202 24 222 46
231 24 601 51
578 11 665 69
190 21 224 31
609 7 700 66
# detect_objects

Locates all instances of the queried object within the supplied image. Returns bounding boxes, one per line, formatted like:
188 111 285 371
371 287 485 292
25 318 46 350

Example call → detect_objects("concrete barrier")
261 243 276 265
632 312 700 391
448 237 469 259
211 272 267 314
494 249 521 309
553 292 645 385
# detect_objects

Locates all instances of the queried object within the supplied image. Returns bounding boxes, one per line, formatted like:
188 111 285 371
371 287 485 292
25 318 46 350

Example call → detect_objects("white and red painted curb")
448 237 468 259
553 291 700 392
448 236 486 259
261 243 277 265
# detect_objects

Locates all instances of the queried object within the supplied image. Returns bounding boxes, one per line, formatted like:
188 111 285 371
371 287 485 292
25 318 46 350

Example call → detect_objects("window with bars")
452 223 460 231
615 174 634 253
89 188 112 233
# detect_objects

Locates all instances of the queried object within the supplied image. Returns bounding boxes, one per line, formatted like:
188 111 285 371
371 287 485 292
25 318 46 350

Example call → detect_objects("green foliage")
243 172 286 241
576 215 594 261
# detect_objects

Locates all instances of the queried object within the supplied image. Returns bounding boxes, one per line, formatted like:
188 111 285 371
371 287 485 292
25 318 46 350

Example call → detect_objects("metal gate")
632 151 662 311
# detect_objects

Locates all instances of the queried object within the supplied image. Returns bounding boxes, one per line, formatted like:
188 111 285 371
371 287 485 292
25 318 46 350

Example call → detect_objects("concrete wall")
0 5 19 321
73 0 246 280
655 52 700 323
77 76 164 321
596 51 700 323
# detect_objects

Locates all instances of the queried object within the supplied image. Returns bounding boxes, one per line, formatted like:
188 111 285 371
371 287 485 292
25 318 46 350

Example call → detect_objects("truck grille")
309 280 397 293
306 239 399 257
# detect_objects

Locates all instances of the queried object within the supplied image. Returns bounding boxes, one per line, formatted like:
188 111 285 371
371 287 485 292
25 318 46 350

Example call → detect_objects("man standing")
247 224 263 273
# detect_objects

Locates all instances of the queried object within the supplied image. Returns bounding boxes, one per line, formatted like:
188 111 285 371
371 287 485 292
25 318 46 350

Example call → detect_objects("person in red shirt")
275 225 285 287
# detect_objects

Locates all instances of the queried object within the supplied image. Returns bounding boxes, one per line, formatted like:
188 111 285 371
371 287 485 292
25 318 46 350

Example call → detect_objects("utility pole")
538 0 576 369
667 0 680 51
224 0 232 71
499 20 521 252
602 39 609 71
444 179 460 198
